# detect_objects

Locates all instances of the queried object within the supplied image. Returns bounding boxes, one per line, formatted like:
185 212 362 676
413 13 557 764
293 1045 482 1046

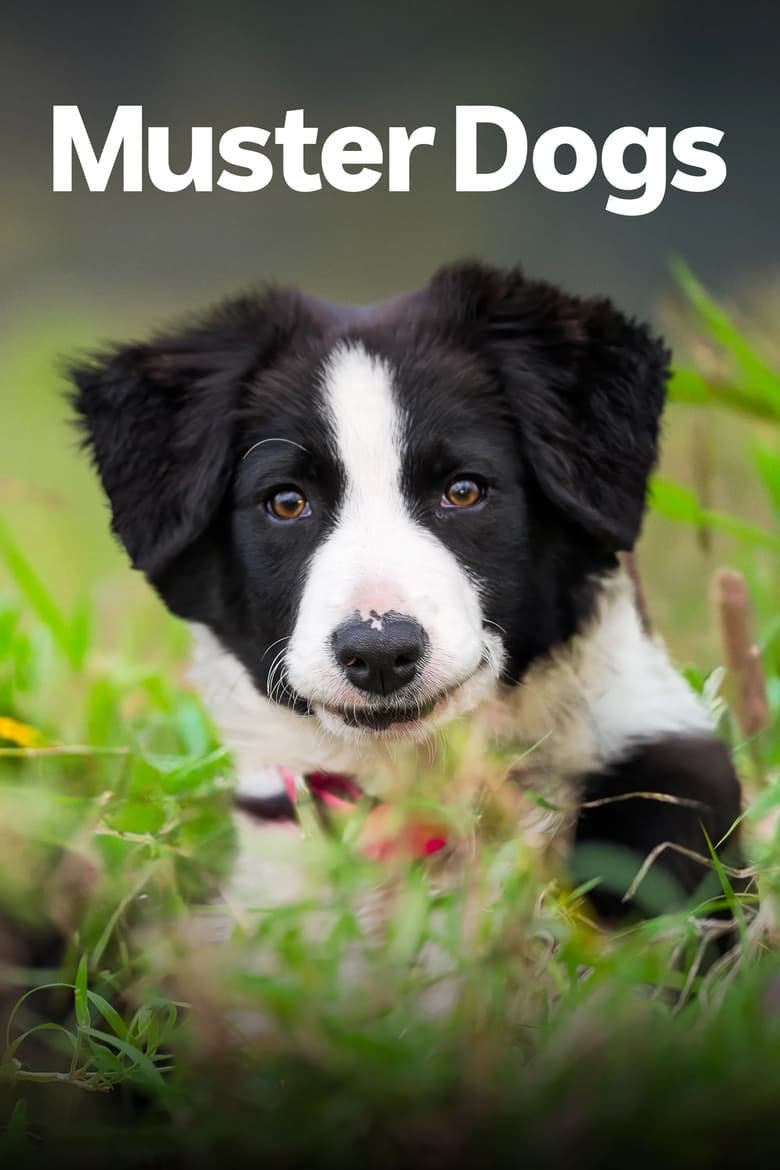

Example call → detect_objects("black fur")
69 261 668 692
69 288 314 575
234 792 297 822
424 263 670 551
69 261 743 921
573 734 745 918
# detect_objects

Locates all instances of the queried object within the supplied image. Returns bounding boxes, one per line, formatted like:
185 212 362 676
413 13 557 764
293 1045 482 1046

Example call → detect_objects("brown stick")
714 568 770 739
623 550 652 635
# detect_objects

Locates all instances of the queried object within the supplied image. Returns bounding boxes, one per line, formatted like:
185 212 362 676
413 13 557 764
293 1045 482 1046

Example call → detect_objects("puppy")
70 261 743 919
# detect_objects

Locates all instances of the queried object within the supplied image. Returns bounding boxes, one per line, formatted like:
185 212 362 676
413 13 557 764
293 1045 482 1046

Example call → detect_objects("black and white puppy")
70 261 743 917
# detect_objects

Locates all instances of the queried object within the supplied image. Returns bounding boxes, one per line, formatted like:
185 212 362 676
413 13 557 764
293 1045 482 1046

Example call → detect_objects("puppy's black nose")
332 615 428 696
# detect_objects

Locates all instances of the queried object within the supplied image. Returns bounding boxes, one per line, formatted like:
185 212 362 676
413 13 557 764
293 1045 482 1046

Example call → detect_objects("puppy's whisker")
482 618 507 637
261 635 291 663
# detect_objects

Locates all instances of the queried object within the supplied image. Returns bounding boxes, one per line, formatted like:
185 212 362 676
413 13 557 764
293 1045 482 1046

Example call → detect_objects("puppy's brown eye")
267 488 310 521
442 478 484 509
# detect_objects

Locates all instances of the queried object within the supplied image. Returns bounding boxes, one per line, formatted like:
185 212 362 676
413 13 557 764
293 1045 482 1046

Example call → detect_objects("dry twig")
714 568 770 739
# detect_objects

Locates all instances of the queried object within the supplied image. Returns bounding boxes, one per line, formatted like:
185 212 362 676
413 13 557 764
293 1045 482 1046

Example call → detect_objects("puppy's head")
70 263 668 742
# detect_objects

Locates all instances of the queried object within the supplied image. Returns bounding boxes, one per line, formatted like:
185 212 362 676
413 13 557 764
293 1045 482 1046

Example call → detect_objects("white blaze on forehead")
319 341 422 618
320 342 405 524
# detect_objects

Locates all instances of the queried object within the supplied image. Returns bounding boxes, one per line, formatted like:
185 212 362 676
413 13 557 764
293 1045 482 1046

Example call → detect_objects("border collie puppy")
70 261 743 917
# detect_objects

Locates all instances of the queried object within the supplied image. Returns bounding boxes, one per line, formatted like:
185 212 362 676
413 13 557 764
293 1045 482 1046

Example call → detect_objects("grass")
0 270 779 1167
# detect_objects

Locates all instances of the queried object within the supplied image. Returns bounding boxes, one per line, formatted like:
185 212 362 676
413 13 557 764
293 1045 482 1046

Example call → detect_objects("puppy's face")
71 263 668 744
231 339 518 740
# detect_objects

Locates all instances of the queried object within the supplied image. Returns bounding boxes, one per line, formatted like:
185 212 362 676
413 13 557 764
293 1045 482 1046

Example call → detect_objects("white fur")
190 572 715 808
579 576 713 759
181 573 723 1027
187 569 719 963
189 625 361 782
492 572 714 777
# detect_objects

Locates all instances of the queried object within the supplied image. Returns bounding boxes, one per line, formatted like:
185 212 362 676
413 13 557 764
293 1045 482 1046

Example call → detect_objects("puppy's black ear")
429 263 670 551
69 289 308 575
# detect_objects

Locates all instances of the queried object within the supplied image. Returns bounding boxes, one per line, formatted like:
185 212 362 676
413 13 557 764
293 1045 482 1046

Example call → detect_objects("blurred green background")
1 0 778 665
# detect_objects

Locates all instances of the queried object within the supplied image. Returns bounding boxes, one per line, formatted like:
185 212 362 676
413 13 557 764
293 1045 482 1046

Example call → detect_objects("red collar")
236 768 448 861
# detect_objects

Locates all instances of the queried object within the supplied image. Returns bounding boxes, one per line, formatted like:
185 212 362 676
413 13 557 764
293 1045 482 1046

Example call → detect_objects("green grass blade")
650 476 780 552
0 519 79 667
672 259 780 415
